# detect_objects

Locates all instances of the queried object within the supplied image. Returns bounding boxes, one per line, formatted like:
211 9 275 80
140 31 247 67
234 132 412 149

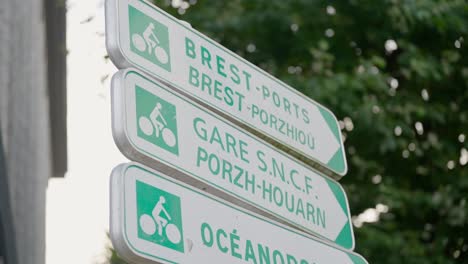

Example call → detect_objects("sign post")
111 162 367 264
106 0 347 178
111 69 354 249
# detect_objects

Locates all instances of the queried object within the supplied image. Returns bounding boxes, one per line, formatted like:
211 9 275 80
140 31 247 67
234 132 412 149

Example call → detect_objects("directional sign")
111 69 354 249
110 162 367 264
105 0 348 177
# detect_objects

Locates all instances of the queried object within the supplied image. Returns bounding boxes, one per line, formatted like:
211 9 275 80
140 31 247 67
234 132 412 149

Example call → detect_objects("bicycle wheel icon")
138 116 177 148
131 34 147 52
139 213 182 244
132 33 169 65
165 223 182 244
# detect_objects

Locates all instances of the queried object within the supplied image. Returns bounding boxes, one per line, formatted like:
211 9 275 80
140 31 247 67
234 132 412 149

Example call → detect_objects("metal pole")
0 131 18 264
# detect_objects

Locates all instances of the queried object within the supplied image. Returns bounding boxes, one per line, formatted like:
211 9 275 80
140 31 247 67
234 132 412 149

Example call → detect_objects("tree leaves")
142 1 468 263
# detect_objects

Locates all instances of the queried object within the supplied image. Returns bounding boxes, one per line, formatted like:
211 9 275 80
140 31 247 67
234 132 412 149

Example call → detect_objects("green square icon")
135 86 179 155
136 180 184 253
128 5 171 72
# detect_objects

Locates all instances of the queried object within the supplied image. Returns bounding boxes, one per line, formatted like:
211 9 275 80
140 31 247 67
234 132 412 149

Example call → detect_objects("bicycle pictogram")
138 101 177 148
132 23 169 65
139 195 182 245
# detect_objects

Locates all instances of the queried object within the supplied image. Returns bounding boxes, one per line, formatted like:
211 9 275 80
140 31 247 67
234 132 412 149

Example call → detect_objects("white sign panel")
111 69 354 249
110 162 367 264
105 0 348 177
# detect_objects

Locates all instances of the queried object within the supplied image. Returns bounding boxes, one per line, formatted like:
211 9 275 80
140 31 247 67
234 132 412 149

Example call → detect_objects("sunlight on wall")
46 1 125 263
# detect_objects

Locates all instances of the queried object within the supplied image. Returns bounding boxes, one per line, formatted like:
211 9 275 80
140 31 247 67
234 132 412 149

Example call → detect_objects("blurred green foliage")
107 0 468 263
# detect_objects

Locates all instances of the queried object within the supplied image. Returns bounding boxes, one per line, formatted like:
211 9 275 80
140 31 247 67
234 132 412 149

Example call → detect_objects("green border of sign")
113 69 355 249
116 163 367 264
106 0 348 177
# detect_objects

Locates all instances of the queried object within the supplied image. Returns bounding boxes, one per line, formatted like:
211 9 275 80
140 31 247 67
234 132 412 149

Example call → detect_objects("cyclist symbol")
132 23 169 64
139 196 182 245
138 102 177 148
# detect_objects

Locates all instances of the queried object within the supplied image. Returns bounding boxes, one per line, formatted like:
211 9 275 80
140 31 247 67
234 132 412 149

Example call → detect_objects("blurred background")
0 0 467 264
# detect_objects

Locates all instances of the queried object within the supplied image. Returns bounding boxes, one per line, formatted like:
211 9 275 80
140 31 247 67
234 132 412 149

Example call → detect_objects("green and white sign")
106 0 348 178
136 180 184 253
110 162 367 264
111 69 354 249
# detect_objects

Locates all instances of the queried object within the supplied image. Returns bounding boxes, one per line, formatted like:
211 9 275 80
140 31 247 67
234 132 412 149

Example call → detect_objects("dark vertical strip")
0 131 18 264
45 0 68 178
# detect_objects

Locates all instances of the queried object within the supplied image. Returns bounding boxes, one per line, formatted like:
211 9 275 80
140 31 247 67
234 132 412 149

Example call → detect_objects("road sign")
110 162 367 264
111 69 354 249
105 0 348 178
